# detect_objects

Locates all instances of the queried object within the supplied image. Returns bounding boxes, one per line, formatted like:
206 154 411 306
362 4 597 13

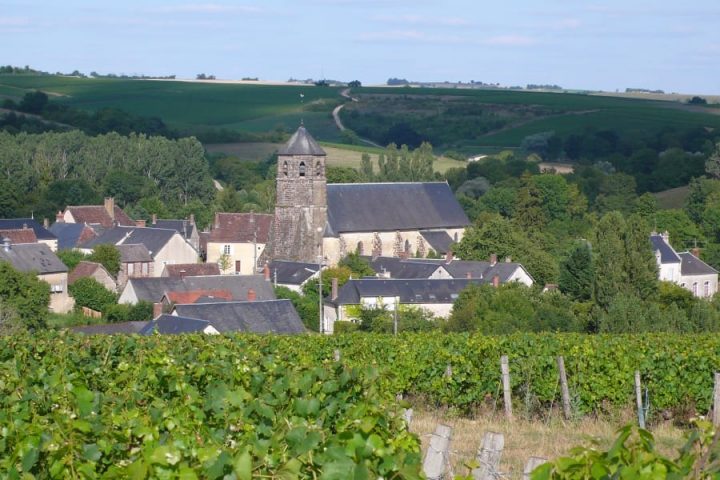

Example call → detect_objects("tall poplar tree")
592 212 628 309
559 242 594 301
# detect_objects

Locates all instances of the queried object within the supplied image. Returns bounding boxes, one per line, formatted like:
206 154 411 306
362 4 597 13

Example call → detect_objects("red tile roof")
0 228 37 244
163 263 221 278
164 289 233 304
208 213 273 243
66 205 134 228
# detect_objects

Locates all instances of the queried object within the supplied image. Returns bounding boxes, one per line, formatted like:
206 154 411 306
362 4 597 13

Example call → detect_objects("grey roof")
0 243 67 274
82 226 177 257
443 260 530 283
72 321 148 335
139 314 212 335
172 299 305 334
329 278 481 305
362 256 532 283
0 219 56 241
277 126 326 156
420 230 455 254
117 244 153 263
49 222 89 250
268 260 320 286
150 220 196 240
125 275 276 304
364 256 443 279
679 252 718 276
326 183 470 234
650 234 681 264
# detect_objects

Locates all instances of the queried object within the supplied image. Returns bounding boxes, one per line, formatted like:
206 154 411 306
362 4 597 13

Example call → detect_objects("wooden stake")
635 370 645 429
557 356 572 420
523 457 547 479
501 355 512 420
472 431 504 480
422 424 452 480
713 372 720 427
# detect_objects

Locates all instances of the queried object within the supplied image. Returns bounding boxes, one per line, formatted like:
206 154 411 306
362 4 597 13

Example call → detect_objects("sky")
1 0 719 94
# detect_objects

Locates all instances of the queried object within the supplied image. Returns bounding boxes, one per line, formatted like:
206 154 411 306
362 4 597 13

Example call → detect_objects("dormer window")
299 161 306 177
282 161 288 176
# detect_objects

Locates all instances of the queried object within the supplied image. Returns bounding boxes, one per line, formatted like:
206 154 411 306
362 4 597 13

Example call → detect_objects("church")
269 126 470 265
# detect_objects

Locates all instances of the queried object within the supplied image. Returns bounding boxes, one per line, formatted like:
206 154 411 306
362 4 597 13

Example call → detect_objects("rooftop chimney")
331 277 339 301
104 197 115 221
489 253 497 266
247 288 256 301
661 231 670 243
56 211 64 223
43 218 49 229
505 256 512 263
691 247 701 258
152 213 157 225
214 213 220 230
136 219 146 228
263 263 270 281
2 237 10 252
153 302 162 319
492 274 500 288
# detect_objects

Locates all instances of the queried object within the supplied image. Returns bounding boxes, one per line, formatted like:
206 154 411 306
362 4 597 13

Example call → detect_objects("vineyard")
1 332 720 477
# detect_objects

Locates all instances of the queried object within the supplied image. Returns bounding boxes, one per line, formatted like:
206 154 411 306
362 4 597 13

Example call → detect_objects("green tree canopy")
0 261 50 330
88 244 121 276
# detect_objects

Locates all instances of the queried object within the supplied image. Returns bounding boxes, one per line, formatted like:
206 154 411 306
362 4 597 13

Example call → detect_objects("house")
139 314 219 335
160 289 233 307
323 278 482 333
267 260 321 292
72 321 149 335
118 274 275 304
0 237 72 313
364 254 534 286
116 244 154 288
0 227 37 245
206 212 273 275
538 163 575 175
651 231 718 298
49 220 97 250
149 214 201 252
0 218 58 251
68 261 116 292
269 126 470 265
162 263 221 278
170 299 305 334
80 225 198 279
62 197 134 228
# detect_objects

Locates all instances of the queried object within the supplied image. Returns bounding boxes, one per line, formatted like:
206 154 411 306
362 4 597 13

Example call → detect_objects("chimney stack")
263 263 270 281
43 218 49 229
151 213 157 225
445 250 453 264
136 219 146 228
505 256 512 263
152 302 162 318
331 277 339 301
56 210 64 223
691 247 701 258
214 213 220 230
466 271 472 279
490 253 497 266
104 197 115 221
661 231 670 243
247 288 256 301
492 275 500 288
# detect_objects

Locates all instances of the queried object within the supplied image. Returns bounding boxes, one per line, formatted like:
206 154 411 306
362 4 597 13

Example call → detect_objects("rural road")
333 89 383 148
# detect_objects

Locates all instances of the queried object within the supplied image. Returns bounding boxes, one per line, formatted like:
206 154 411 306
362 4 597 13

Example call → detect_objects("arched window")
356 241 364 255
282 161 288 176
404 239 411 254
299 161 306 177
316 161 323 176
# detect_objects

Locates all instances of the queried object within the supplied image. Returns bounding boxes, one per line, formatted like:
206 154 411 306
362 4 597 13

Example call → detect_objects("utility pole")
317 227 324 334
251 212 258 273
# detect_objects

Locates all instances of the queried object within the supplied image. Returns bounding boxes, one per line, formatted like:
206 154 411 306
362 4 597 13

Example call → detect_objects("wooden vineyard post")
403 408 414 427
501 355 512 420
714 372 720 427
635 370 645 429
557 356 572 420
422 424 452 480
472 431 504 480
523 457 547 479
333 349 341 362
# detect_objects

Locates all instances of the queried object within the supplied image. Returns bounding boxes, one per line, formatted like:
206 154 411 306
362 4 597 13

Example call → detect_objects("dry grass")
410 407 686 479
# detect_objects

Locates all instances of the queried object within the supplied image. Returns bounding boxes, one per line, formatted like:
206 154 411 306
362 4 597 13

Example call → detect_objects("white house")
650 232 718 298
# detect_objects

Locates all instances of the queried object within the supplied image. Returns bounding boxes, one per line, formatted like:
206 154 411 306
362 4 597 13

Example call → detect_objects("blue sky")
2 0 719 93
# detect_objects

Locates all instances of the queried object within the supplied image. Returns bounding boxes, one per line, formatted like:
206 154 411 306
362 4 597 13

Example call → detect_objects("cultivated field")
654 185 691 210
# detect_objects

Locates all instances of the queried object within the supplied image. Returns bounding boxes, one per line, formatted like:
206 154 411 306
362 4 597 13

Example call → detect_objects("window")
693 282 698 295
404 239 411 253
450 293 459 300
299 161 306 177
357 241 364 255
705 281 710 297
128 263 135 276
142 262 149 276
51 284 63 293
282 161 288 176
223 244 231 255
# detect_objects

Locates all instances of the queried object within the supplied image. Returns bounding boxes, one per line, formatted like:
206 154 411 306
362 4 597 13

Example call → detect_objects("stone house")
0 237 72 313
116 244 154 290
149 214 201 252
206 212 273 275
68 261 117 292
0 219 58 251
62 197 134 228
161 263 221 278
651 232 718 298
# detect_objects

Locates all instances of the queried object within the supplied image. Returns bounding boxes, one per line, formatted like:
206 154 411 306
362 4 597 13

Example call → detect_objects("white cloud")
483 35 537 46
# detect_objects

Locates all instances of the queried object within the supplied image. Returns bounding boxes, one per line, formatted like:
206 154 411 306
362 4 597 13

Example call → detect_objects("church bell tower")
270 125 328 262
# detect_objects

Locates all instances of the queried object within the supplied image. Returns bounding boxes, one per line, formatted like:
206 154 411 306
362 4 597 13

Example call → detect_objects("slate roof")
325 183 470 234
329 278 480 305
139 314 213 335
0 228 37 244
208 213 273 243
0 219 56 241
117 244 153 263
68 261 112 285
364 256 443 279
72 321 148 335
65 205 134 228
268 260 320 286
443 260 530 283
172 299 305 334
362 256 532 283
277 126 326 156
164 289 233 304
124 275 275 303
679 252 719 276
49 222 97 250
420 230 455 254
650 234 681 264
151 219 197 240
82 226 177 257
163 263 221 277
0 242 67 274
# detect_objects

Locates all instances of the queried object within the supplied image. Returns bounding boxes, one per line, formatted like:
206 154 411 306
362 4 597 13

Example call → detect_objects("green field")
654 185 691 210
